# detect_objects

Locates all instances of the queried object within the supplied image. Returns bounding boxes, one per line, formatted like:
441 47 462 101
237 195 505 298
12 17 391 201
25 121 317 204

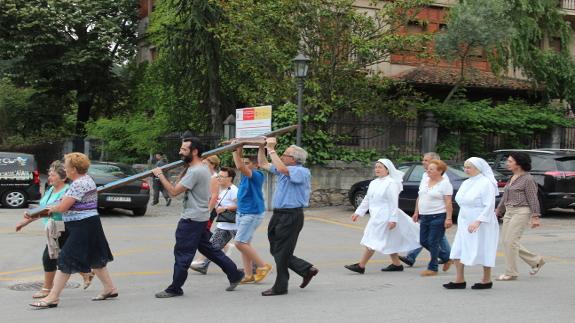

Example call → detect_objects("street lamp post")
293 53 310 147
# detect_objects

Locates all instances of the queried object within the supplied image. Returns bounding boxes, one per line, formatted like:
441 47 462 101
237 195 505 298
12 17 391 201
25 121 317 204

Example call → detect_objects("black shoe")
443 282 466 289
261 288 288 296
344 263 365 274
300 267 319 288
166 198 172 207
226 271 244 291
381 264 404 272
152 201 159 206
471 282 493 290
155 290 183 298
399 256 414 267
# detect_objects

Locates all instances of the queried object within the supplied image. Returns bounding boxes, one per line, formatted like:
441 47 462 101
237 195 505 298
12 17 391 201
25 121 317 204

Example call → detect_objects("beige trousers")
501 206 542 276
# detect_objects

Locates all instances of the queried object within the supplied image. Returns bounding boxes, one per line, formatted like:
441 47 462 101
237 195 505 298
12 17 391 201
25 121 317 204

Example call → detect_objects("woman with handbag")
190 167 239 274
15 160 94 299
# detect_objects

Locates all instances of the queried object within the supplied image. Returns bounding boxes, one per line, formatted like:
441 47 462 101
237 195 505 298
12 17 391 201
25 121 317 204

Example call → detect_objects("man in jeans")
152 152 171 206
152 138 244 298
399 152 452 270
258 138 318 296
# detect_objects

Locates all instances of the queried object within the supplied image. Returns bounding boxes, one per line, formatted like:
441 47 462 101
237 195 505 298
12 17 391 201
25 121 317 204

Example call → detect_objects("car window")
531 156 556 171
557 157 575 171
397 165 411 180
407 165 425 182
494 154 508 171
446 166 469 179
89 164 134 177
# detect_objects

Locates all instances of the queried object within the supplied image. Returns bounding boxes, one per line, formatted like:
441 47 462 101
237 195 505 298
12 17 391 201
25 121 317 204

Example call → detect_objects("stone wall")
308 161 373 208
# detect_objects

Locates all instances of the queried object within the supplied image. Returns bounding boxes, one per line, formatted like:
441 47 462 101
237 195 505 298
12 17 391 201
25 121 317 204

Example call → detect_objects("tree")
0 0 140 150
434 0 515 103
437 0 575 108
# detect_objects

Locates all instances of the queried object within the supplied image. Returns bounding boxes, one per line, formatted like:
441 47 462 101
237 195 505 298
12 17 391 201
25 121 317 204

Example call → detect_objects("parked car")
493 149 575 214
89 162 150 216
347 162 506 222
0 152 41 208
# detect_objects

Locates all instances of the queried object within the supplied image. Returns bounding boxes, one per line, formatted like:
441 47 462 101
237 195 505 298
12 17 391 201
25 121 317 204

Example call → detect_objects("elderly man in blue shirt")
257 137 319 296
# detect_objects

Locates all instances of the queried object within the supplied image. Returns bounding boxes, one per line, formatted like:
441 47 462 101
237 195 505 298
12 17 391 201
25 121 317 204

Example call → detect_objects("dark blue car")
347 162 506 222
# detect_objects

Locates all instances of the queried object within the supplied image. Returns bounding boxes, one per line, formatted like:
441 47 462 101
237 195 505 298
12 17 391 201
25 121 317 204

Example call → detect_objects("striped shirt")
496 173 540 216
63 175 99 222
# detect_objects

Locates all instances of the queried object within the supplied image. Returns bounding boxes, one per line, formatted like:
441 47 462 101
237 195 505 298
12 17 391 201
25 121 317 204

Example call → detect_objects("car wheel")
352 190 366 209
132 207 147 216
1 190 28 208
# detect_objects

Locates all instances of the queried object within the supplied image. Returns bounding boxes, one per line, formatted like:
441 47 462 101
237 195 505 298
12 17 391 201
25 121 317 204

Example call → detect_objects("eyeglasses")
216 174 229 179
282 153 294 158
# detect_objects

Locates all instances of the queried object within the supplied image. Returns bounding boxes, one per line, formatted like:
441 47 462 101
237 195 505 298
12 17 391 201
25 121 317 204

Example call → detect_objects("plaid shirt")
496 173 540 216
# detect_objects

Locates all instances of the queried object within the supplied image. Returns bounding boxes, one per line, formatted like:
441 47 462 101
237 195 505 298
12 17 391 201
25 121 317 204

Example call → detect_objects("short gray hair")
49 160 67 180
424 152 441 160
289 145 308 164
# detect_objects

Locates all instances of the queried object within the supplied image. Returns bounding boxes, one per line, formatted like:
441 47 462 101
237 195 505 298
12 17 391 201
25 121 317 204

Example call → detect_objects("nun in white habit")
444 157 499 290
345 159 420 274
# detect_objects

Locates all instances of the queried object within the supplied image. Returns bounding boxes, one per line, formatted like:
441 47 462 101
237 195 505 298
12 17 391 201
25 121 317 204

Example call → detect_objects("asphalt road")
1 202 574 323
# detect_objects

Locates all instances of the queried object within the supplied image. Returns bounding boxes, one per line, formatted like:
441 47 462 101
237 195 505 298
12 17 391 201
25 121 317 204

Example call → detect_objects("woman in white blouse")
345 159 420 274
412 159 454 276
444 157 499 290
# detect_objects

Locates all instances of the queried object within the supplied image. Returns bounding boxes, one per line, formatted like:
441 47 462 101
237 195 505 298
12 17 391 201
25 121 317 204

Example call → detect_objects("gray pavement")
1 202 575 323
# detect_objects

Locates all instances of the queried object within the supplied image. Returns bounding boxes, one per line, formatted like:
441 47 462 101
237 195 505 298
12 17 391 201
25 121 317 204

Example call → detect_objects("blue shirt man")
269 164 311 209
258 138 318 296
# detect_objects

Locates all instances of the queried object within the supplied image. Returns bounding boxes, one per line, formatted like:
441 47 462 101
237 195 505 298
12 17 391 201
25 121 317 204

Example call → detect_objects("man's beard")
180 154 192 163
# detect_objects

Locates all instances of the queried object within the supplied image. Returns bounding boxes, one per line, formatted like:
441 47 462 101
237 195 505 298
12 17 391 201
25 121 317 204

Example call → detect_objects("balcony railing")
561 0 575 10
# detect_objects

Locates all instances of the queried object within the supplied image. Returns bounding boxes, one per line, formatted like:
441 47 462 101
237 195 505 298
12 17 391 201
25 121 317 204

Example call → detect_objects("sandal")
32 288 51 299
530 259 545 275
82 272 95 290
92 291 118 301
29 299 59 309
496 274 517 281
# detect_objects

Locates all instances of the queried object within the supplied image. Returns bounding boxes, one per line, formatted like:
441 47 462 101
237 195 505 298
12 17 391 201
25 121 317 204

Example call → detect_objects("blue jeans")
419 213 447 272
235 212 265 243
405 235 451 264
166 219 242 295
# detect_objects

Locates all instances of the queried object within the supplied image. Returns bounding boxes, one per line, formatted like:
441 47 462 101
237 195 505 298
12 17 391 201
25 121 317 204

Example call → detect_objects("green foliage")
422 96 574 157
0 0 140 140
86 113 162 164
0 78 74 145
140 0 431 165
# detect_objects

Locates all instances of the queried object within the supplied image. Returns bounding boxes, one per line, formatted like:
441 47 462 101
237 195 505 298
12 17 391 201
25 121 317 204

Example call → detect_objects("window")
408 165 425 182
557 157 575 171
406 20 426 34
549 37 562 52
531 156 557 172
89 164 136 177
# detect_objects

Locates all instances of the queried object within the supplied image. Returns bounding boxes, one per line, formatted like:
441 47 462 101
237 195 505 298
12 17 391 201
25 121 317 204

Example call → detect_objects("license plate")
106 196 131 202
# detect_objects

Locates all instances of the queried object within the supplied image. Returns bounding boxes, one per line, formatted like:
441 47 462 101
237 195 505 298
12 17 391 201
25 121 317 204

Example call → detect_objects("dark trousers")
153 179 169 204
419 213 447 272
166 219 242 295
268 208 313 293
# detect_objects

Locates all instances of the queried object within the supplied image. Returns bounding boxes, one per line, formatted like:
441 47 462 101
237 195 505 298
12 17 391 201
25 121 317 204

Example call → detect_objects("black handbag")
215 187 236 223
216 210 237 223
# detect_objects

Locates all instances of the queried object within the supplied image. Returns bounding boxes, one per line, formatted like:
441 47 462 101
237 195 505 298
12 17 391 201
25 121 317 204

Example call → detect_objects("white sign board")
235 105 272 138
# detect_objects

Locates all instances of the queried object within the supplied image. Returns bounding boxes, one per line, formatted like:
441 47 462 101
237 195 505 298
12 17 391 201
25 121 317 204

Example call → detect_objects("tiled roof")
392 65 536 91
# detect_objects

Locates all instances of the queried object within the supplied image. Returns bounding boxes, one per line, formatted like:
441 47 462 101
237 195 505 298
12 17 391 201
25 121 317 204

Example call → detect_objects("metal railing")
561 0 575 10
